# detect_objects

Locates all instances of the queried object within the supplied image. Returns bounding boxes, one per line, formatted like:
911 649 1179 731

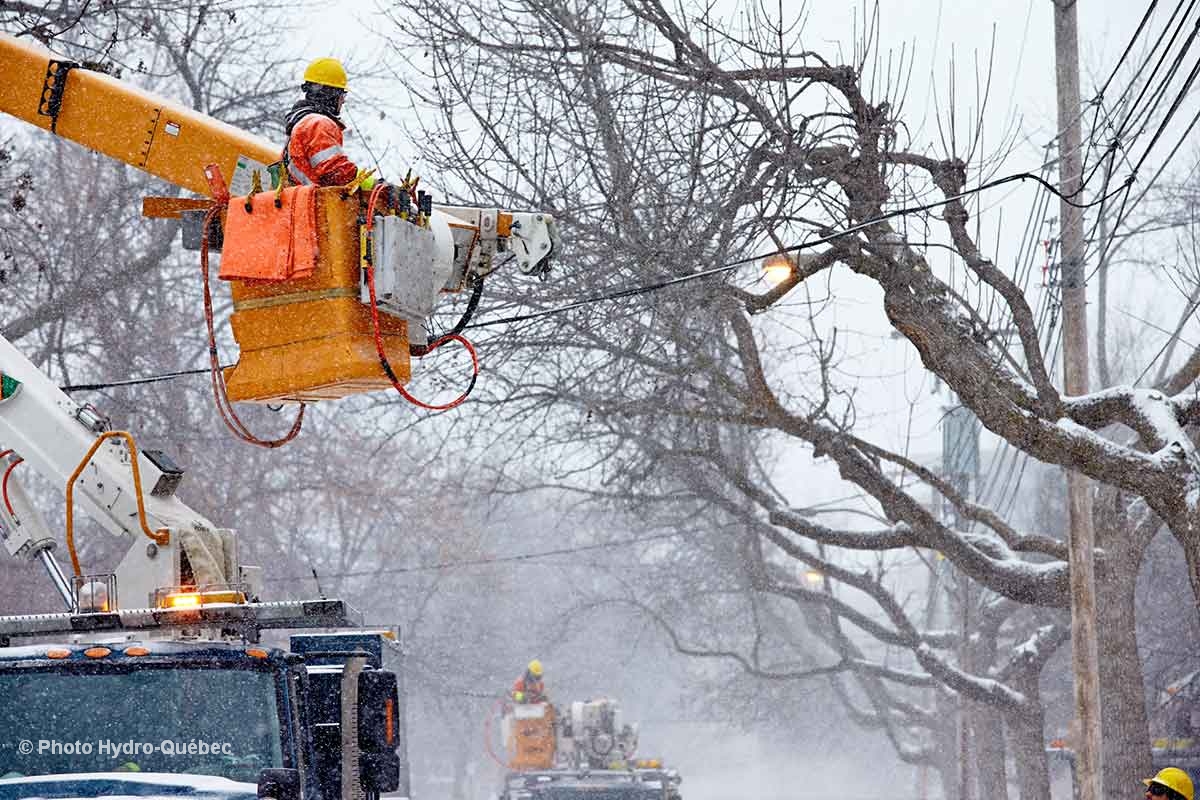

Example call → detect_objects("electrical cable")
957 153 1060 533
1129 50 1200 176
1110 1 1200 148
467 169 1133 332
64 430 169 576
416 273 485 354
1077 0 1164 186
1095 0 1163 102
1133 293 1200 385
57 161 1146 394
1073 0 1197 194
261 530 687 583
60 365 222 393
482 698 512 770
1091 94 1200 274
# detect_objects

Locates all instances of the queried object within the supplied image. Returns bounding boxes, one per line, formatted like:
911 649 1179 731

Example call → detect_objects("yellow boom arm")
0 32 277 196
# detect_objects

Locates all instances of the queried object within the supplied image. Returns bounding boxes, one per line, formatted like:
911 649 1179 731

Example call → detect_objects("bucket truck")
498 699 682 800
0 32 559 407
0 337 407 800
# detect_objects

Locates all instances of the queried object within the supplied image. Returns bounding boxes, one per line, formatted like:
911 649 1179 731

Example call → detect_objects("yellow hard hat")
1145 767 1195 800
303 58 348 90
527 659 543 677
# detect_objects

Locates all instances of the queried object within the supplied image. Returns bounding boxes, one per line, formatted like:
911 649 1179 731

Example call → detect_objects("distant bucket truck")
499 697 682 800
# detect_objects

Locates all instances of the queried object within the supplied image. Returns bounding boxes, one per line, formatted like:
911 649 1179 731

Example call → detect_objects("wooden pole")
1053 2 1103 798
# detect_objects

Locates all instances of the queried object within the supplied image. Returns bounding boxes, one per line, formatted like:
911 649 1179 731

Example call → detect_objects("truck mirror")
257 767 301 800
358 668 401 793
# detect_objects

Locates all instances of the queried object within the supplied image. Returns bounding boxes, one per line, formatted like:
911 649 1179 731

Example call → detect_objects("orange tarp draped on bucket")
219 185 318 282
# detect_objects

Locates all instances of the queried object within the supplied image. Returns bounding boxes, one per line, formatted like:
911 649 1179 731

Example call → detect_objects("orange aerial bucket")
220 187 410 404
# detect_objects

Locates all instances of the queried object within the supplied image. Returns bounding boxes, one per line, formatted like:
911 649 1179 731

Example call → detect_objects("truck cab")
0 603 405 800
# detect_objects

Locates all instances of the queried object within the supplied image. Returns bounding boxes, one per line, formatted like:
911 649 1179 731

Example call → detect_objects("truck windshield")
0 665 283 784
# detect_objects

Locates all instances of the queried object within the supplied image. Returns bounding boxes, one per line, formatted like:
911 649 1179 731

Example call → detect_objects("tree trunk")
1178 522 1200 630
964 616 1008 800
1095 524 1153 799
1007 674 1052 800
972 703 1009 800
935 690 963 800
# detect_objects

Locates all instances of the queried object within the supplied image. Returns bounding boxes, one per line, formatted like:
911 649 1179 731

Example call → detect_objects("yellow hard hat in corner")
303 58 348 90
1145 767 1195 800
527 659 543 677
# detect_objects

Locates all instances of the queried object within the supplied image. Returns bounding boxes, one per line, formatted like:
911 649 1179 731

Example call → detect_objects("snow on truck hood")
0 772 257 799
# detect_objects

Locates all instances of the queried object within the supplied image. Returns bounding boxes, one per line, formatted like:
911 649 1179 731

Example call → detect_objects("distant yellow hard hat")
303 58 348 90
527 659 543 677
1145 767 1195 800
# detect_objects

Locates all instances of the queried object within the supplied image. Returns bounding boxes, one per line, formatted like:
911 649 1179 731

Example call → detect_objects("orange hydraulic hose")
363 184 479 411
65 430 170 576
484 697 512 769
199 201 305 448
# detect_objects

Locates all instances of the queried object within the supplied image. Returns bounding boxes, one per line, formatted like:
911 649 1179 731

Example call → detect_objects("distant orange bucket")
507 703 557 771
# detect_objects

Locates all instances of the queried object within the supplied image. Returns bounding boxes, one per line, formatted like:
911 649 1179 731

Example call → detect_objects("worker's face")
1146 783 1169 800
336 91 347 112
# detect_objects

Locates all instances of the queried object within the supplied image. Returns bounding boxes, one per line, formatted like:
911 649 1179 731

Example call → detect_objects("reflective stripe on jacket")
284 114 358 187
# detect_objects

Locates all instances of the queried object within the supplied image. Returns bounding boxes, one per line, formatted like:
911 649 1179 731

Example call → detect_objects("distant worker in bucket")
511 659 547 704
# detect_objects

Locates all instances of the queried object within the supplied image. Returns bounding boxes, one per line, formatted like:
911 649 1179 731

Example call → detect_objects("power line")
55 164 1135 392
1111 1 1200 153
59 365 226 393
1133 293 1200 385
57 146 1146 396
1095 0 1163 101
261 530 688 584
1074 0 1197 195
1130 53 1200 176
1094 101 1200 276
1078 0 1165 185
466 169 1132 332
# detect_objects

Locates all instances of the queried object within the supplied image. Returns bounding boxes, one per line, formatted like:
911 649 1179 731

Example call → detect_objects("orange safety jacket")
283 113 359 187
512 675 546 703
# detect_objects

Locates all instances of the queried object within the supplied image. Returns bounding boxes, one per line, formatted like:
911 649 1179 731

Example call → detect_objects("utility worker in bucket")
1144 767 1194 800
511 660 546 704
282 58 375 190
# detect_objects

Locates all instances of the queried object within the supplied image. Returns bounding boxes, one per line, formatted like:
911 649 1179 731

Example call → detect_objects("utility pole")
1053 2 1103 799
942 397 980 800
